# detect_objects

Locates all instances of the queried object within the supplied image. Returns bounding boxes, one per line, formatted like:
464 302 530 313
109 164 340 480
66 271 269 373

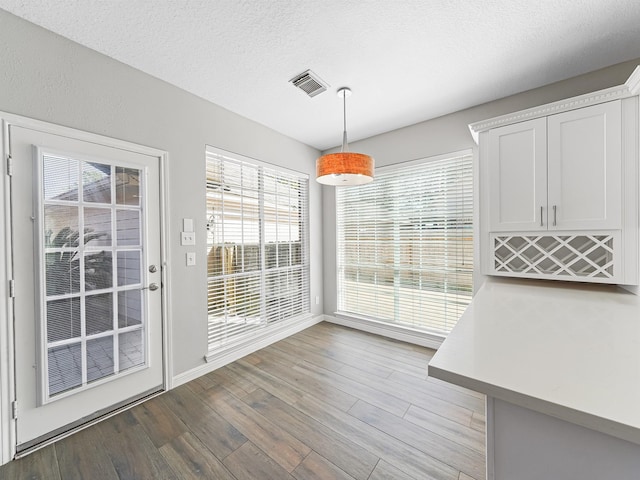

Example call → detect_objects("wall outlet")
315 296 320 305
186 252 196 266
181 231 195 245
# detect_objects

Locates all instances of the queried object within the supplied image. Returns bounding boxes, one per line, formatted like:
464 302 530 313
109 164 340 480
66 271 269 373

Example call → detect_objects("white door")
547 100 622 231
9 125 164 451
488 117 547 232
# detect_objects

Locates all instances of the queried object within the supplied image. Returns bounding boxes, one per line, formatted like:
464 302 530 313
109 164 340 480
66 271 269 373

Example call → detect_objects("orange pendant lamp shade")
316 152 374 185
316 87 374 186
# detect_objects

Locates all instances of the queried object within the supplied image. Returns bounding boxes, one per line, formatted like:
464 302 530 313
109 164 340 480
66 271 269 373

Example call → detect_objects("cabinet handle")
540 206 543 227
553 205 557 226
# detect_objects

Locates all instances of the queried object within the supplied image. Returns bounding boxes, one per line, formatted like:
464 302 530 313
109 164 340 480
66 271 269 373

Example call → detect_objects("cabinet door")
488 118 547 231
547 101 621 230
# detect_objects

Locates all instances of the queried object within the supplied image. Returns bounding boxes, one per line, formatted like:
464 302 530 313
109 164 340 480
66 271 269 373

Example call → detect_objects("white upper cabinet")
488 100 622 233
488 117 547 232
547 101 621 230
471 67 640 285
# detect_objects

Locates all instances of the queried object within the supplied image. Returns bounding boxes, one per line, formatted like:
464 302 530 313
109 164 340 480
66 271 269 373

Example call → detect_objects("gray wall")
0 10 323 377
322 58 640 314
2 7 639 374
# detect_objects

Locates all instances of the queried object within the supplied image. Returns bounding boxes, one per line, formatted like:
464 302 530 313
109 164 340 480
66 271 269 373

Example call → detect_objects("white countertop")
428 278 640 445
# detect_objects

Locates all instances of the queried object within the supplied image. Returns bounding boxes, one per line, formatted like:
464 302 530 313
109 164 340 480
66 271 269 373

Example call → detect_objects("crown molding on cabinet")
468 65 640 144
625 65 640 96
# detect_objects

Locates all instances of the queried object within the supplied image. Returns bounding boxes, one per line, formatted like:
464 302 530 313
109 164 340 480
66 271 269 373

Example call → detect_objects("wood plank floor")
0 322 486 480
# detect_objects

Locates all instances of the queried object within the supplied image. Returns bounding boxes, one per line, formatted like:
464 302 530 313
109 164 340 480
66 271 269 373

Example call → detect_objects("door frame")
0 111 172 464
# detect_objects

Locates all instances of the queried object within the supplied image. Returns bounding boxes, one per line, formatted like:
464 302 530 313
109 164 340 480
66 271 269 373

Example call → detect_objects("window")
206 147 310 352
336 151 473 336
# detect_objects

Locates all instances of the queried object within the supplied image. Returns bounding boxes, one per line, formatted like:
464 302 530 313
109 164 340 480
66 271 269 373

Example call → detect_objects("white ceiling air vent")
289 70 328 98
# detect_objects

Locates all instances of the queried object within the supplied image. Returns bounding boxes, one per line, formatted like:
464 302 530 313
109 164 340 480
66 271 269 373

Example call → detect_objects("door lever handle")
142 283 159 291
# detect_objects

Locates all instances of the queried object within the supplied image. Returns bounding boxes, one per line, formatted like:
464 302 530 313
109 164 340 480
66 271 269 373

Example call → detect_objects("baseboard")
325 313 443 350
172 314 324 387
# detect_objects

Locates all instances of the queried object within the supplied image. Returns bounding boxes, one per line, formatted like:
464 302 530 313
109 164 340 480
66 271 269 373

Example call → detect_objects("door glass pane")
117 251 141 286
44 205 79 247
87 336 114 383
44 156 78 201
118 290 142 328
84 207 112 246
46 251 80 295
44 206 81 295
85 251 113 291
116 167 140 206
47 297 81 342
86 293 113 335
48 343 82 396
119 330 144 371
116 210 140 246
83 162 111 203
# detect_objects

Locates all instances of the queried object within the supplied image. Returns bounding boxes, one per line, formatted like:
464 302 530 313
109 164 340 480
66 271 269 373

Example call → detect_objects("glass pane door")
11 124 163 451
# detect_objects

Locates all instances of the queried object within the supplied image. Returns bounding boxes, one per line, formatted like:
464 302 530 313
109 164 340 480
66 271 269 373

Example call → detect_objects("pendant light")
316 87 374 186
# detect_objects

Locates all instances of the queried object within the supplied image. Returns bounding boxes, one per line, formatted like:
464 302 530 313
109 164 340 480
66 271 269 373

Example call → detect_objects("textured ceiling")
2 0 640 150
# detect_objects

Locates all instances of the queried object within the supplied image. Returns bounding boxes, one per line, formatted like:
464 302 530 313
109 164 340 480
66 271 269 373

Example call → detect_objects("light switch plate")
186 252 196 266
183 218 194 232
181 232 195 245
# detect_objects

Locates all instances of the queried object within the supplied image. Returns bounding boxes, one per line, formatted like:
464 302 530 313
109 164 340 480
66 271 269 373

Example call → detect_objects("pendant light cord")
341 91 349 152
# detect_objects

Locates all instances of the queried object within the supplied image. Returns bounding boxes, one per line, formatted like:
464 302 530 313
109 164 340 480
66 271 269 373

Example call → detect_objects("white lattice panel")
493 234 615 280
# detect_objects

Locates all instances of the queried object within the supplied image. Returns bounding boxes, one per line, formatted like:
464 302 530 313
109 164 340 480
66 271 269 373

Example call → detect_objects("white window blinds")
206 147 310 350
336 151 473 336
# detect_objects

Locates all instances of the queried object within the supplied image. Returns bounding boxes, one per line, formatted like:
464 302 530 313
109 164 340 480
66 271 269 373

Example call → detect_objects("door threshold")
15 387 164 458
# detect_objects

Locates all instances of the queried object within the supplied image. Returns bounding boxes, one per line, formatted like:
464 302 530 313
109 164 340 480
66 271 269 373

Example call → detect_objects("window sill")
328 311 445 350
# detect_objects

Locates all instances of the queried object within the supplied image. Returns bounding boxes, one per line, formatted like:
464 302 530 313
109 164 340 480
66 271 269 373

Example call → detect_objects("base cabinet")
487 397 640 480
